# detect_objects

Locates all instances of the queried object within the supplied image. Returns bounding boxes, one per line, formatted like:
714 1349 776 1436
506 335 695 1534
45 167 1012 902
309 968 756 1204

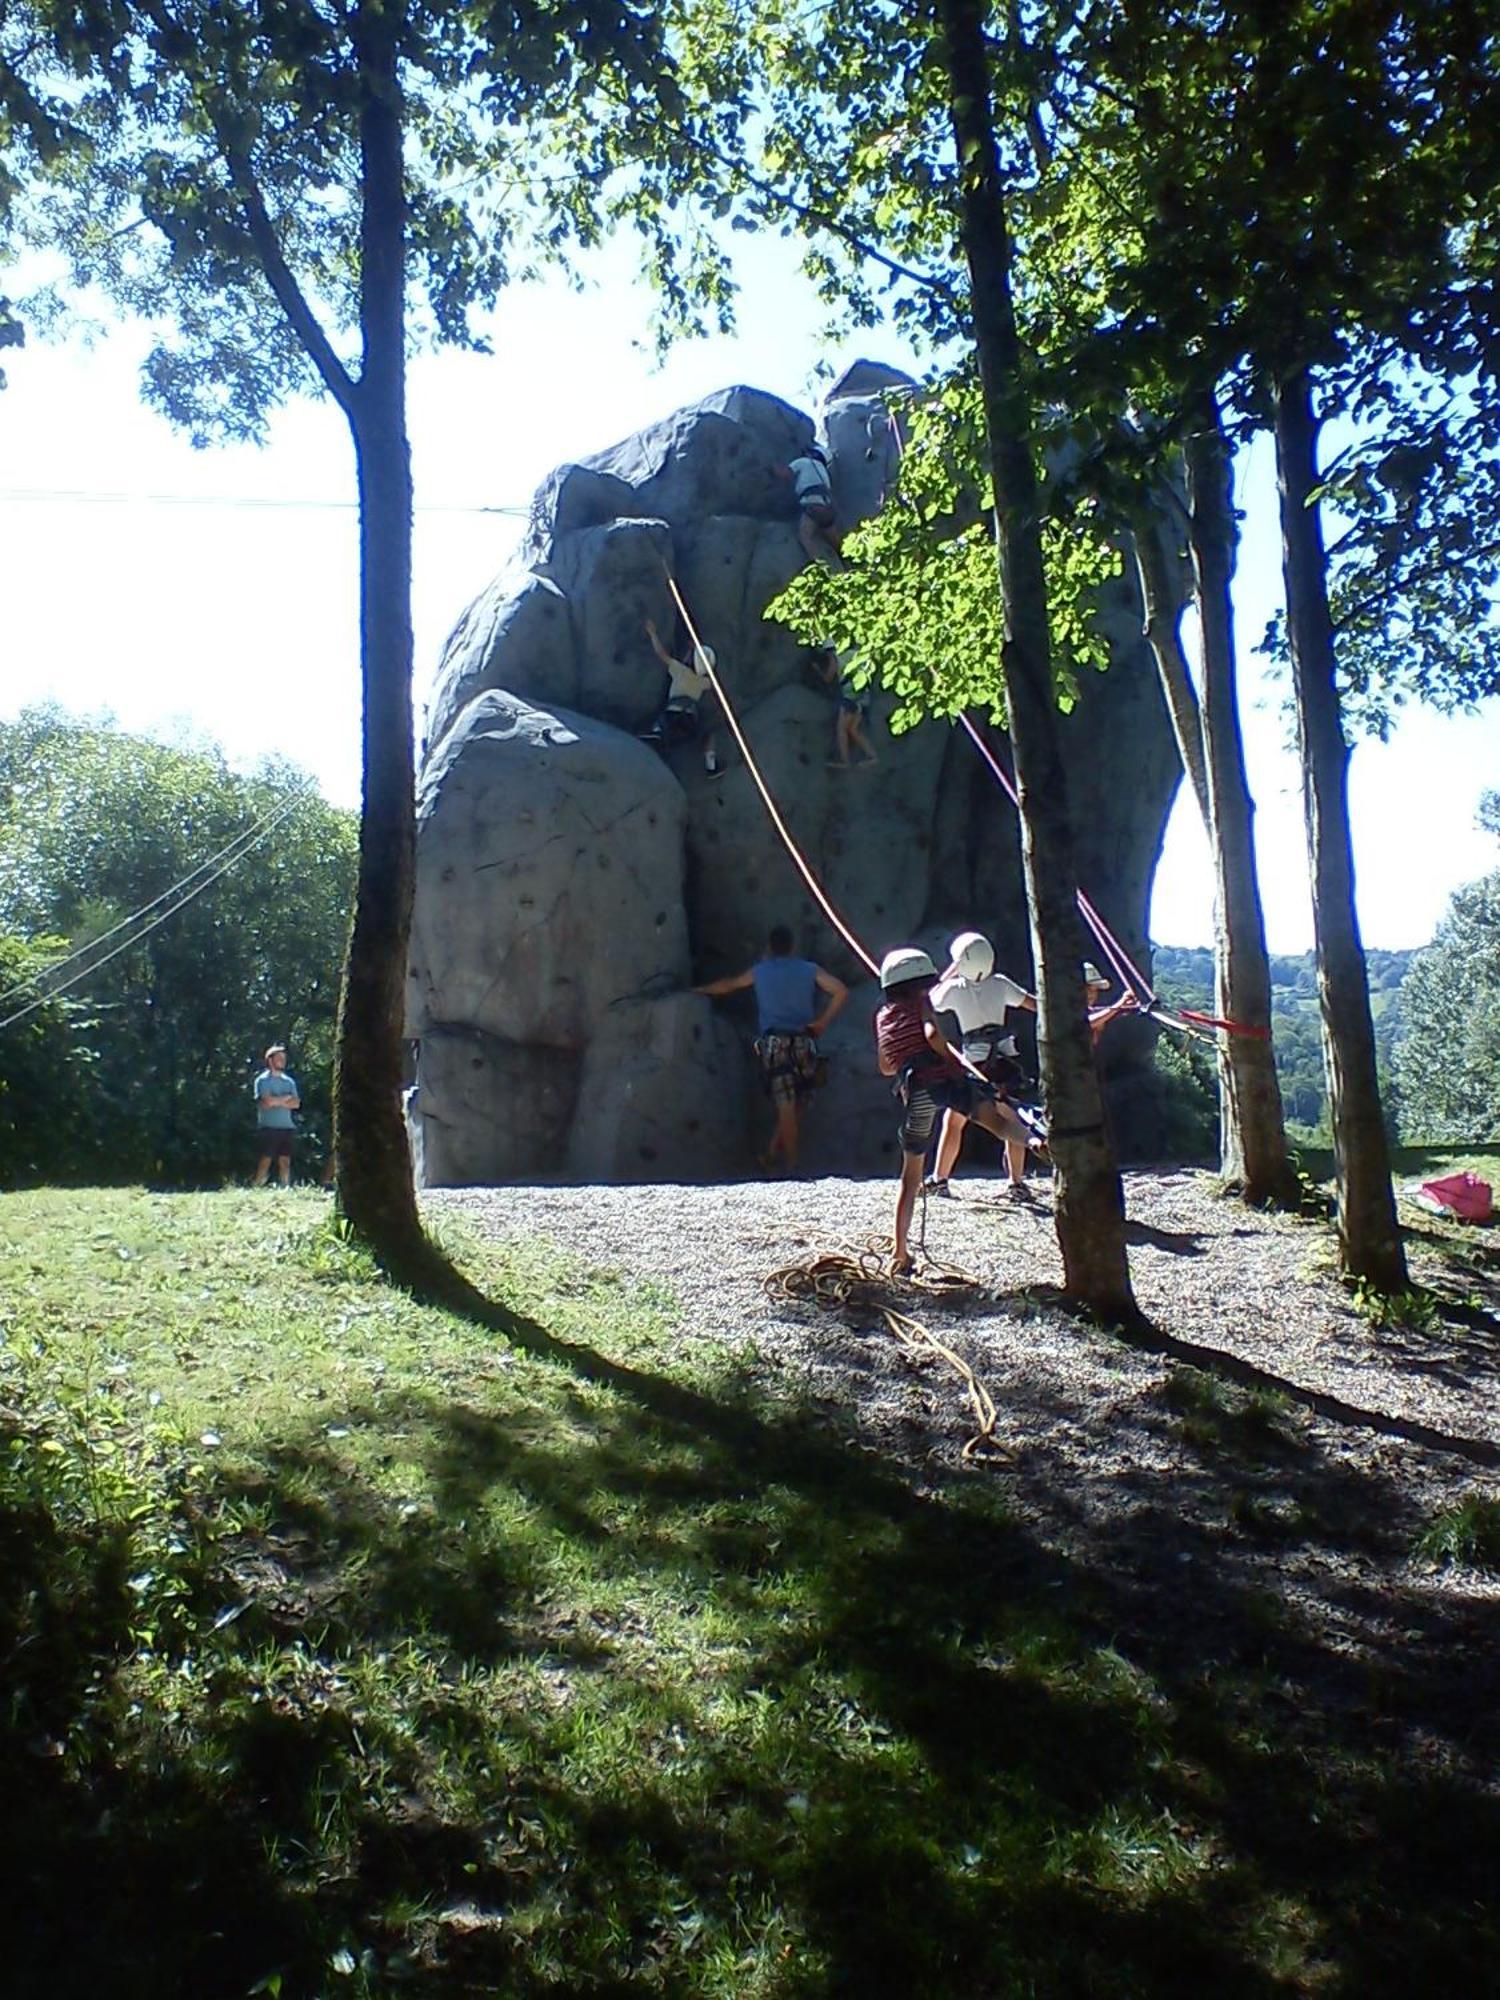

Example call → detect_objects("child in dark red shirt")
875 946 1041 1274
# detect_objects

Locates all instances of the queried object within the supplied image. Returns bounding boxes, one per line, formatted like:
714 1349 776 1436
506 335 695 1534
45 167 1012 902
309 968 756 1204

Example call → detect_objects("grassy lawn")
2 1188 1497 1998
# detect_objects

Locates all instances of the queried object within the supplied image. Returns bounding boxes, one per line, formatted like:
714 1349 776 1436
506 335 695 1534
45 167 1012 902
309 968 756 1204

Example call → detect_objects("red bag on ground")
1419 1172 1494 1222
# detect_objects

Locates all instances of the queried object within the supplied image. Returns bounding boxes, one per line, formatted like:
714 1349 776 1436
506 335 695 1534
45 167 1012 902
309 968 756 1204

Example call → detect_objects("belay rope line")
956 714 1263 1048
871 397 1263 1051
663 570 879 978
764 1242 1010 1462
661 572 1010 1443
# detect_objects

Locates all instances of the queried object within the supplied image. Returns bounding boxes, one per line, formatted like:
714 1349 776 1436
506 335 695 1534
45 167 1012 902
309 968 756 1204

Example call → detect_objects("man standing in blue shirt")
695 925 848 1174
252 1043 301 1186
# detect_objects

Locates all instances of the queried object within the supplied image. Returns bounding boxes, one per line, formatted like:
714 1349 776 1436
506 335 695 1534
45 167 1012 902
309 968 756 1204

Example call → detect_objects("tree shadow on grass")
4 1253 1500 1998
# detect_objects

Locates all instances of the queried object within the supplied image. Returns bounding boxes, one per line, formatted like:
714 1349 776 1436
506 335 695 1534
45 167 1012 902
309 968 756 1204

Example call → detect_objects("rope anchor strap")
957 716 1270 1048
1176 1008 1272 1041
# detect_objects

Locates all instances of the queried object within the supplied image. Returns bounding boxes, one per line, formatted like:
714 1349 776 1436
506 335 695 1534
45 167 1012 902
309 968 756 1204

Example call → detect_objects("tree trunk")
1184 393 1299 1205
1129 513 1210 825
938 0 1134 1319
333 6 429 1277
1270 366 1406 1288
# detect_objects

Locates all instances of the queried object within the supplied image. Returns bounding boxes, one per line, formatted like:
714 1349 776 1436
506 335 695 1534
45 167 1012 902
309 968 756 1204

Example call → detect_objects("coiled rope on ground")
763 1240 1011 1463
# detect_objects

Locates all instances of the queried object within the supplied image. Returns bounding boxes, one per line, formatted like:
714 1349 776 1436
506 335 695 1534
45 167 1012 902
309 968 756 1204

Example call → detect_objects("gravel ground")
428 1167 1500 1769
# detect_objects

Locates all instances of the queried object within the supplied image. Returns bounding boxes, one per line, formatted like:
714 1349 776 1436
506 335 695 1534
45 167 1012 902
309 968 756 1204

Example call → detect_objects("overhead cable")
0 799 298 1033
0 798 296 1013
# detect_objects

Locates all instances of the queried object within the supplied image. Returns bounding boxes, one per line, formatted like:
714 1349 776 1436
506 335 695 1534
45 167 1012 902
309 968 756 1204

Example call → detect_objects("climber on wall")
694 925 848 1175
813 646 878 768
775 441 843 568
925 931 1042 1200
875 945 1047 1275
642 618 725 778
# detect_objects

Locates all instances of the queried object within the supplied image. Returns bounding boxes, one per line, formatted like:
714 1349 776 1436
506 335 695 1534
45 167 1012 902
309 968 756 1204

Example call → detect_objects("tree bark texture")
1271 368 1406 1288
333 4 429 1276
1184 394 1299 1205
1129 513 1210 827
937 0 1134 1319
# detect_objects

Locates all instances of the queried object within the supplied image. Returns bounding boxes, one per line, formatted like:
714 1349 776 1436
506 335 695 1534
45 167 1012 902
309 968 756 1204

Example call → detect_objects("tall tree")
1063 0 1497 1284
1181 400 1297 1202
745 0 1136 1313
933 0 1132 1316
7 0 719 1274
0 707 356 1185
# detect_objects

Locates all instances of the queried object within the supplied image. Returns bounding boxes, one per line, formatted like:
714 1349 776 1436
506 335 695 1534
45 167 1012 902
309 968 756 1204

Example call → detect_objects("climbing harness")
765 1239 1010 1461
663 570 879 978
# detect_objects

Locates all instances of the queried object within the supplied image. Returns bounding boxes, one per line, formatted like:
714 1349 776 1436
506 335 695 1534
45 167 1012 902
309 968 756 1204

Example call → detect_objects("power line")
0 486 531 516
0 798 296 1013
0 798 299 1032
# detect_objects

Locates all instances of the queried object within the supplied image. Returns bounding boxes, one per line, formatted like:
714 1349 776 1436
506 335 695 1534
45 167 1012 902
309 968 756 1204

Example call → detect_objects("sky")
2 230 1496 956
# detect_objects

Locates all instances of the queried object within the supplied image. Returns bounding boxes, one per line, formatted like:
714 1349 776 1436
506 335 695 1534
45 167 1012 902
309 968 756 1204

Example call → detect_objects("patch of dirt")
428 1168 1500 1782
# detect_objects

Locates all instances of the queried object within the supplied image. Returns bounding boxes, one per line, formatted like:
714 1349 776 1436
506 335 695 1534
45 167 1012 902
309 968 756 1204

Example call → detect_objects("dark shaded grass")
1 1192 1498 1996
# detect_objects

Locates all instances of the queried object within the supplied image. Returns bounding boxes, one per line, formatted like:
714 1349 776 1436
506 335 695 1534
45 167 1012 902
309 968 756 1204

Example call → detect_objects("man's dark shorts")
257 1128 295 1161
899 1075 985 1155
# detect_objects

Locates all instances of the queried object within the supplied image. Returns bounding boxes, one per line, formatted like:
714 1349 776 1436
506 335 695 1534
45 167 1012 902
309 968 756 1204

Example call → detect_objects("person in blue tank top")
694 924 848 1174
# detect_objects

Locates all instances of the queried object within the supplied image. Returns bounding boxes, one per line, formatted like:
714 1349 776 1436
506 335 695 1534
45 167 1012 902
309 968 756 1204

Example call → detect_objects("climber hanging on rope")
926 930 1043 1200
642 617 725 779
875 946 1047 1276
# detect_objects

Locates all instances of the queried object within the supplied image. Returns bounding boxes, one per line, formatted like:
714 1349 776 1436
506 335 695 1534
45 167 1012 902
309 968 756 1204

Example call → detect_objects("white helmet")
1082 961 1108 988
693 644 717 674
879 946 937 989
949 930 994 982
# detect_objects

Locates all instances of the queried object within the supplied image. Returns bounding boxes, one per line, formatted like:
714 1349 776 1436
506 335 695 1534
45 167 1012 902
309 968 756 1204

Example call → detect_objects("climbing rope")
765 1241 1010 1462
957 715 1236 1048
662 571 879 978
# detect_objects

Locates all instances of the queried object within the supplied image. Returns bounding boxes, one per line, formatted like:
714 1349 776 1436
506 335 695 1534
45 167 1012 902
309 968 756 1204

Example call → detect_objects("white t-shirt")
930 969 1027 1041
790 454 832 503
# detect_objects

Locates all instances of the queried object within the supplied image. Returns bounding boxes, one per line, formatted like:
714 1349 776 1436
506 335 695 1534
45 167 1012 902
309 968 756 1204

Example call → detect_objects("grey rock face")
410 691 688 1060
410 362 1183 1184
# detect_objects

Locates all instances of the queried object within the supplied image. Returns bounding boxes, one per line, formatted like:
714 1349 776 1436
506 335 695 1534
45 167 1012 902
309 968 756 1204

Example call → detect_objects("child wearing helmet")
874 945 1041 1275
927 930 1039 1198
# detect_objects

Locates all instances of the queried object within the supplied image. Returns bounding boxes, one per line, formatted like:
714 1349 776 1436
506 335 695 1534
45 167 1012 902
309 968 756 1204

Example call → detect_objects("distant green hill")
1150 943 1413 1140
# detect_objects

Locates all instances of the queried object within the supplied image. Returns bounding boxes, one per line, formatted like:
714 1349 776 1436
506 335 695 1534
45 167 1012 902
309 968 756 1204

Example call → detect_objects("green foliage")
1415 1494 1500 1571
5 0 723 444
0 707 355 1186
0 930 101 1182
1149 1029 1218 1165
1393 866 1500 1144
8 0 772 422
1153 943 1414 1144
766 375 1121 733
1159 1366 1292 1460
1344 1277 1438 1334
